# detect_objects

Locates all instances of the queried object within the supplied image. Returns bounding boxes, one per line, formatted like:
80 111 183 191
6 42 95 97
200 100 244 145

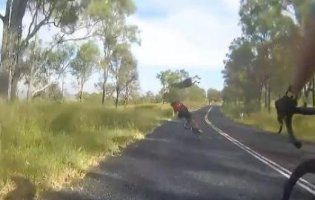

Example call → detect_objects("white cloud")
222 0 241 12
132 5 241 69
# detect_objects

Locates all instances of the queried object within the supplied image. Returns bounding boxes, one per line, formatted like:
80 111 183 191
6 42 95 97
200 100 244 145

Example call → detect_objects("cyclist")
171 101 202 134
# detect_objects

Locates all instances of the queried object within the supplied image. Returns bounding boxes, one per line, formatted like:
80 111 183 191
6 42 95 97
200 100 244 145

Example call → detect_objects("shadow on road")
4 176 36 200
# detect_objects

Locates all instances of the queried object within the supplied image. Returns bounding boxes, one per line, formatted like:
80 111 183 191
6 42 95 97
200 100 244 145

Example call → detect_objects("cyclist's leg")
191 119 202 134
187 113 202 134
183 117 192 130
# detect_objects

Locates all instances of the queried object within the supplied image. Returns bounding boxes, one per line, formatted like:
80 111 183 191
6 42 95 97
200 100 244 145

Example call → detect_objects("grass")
0 102 172 197
222 104 315 142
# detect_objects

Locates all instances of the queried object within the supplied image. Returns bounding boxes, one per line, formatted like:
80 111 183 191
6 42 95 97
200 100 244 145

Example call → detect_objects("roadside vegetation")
222 104 315 142
220 0 315 142
0 0 209 198
0 102 172 197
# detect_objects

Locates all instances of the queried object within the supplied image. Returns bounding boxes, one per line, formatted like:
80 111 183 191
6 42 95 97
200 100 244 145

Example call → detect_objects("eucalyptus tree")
70 41 100 102
22 42 75 100
0 0 89 100
88 0 140 104
110 43 138 107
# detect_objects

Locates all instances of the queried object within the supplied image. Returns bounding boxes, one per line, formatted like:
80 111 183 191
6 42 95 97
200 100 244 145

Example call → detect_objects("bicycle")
183 118 202 135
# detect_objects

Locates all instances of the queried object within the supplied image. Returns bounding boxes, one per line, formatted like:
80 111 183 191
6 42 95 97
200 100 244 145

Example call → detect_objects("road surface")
42 106 315 200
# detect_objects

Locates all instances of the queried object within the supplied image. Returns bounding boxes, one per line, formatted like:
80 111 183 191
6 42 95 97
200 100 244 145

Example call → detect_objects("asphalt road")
42 106 315 200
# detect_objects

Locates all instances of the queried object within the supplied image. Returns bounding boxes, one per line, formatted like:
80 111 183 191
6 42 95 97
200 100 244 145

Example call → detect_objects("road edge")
204 106 315 196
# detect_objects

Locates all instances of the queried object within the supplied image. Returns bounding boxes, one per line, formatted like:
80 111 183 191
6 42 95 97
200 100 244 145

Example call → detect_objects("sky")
0 0 242 95
131 0 242 93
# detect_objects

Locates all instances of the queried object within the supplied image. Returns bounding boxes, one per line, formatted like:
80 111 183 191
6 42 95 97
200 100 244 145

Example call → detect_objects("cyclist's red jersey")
172 102 187 112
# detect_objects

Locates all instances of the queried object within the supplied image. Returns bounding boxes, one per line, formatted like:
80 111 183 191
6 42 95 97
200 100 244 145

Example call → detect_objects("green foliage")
222 103 245 118
87 0 136 19
223 106 315 142
0 102 172 194
185 85 206 102
1 0 139 102
157 70 189 90
92 0 140 105
223 0 304 112
70 41 100 101
71 41 100 78
156 69 191 103
45 44 76 74
207 88 221 103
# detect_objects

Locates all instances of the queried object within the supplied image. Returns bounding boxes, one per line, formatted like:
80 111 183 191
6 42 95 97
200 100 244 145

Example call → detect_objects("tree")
32 83 63 101
22 39 44 101
207 88 221 104
45 44 76 97
91 0 140 107
88 0 139 105
0 0 88 100
98 58 110 104
185 85 206 102
70 41 100 102
222 0 301 113
143 91 155 103
111 44 138 107
156 69 189 103
24 43 75 101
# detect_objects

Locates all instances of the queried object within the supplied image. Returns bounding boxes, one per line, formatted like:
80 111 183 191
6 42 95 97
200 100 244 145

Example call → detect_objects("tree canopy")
0 0 140 105
222 0 310 113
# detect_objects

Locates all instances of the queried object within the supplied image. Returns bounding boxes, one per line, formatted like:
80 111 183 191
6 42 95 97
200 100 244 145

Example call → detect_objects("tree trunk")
303 86 308 108
79 89 83 102
79 79 84 102
101 70 108 105
312 76 315 107
61 75 65 100
26 67 33 102
26 82 31 101
1 0 28 100
264 86 268 109
115 87 120 108
258 85 262 108
124 83 130 105
267 85 271 113
11 75 18 100
102 81 106 105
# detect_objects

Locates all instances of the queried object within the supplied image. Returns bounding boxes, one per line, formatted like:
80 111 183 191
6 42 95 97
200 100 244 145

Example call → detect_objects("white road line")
204 106 315 196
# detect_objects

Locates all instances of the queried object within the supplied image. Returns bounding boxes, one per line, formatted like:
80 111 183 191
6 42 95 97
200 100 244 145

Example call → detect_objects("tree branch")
27 5 40 38
20 2 56 52
32 82 57 98
59 34 97 43
21 14 51 49
0 14 5 22
57 20 102 43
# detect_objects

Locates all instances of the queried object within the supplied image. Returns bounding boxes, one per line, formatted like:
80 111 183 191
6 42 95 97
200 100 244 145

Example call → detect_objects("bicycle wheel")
282 159 315 200
184 119 192 130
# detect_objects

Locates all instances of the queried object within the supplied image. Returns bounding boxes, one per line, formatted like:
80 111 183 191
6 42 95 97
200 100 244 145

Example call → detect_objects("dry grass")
0 102 172 198
223 104 315 142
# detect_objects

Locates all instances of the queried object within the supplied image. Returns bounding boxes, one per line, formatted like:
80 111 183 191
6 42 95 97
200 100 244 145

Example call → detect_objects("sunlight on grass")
0 102 172 197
